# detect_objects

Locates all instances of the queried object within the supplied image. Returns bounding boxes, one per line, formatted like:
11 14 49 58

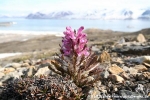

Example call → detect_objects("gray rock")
112 43 150 55
123 66 130 72
117 37 126 44
101 70 110 79
91 46 100 53
119 90 148 100
86 87 101 100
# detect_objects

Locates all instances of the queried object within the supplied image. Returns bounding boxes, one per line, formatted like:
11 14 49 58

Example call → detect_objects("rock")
113 43 150 55
0 82 2 86
4 63 21 69
148 68 150 72
117 37 126 44
86 87 101 100
16 67 28 74
101 70 110 79
138 72 150 80
109 74 124 83
0 72 4 79
26 66 36 77
143 62 150 68
35 59 42 64
148 93 150 97
112 57 124 64
91 46 100 53
94 81 101 88
129 68 138 75
34 66 51 77
135 84 144 93
99 51 111 63
108 64 124 74
119 90 147 100
120 72 129 79
23 59 30 63
129 56 150 64
137 34 146 43
134 65 148 72
21 63 30 67
123 66 130 72
2 68 15 74
0 70 24 85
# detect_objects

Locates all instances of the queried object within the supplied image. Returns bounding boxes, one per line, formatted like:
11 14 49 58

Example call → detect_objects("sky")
0 0 150 16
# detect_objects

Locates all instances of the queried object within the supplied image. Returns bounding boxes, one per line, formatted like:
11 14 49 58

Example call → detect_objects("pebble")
109 74 124 83
108 64 124 74
134 65 148 72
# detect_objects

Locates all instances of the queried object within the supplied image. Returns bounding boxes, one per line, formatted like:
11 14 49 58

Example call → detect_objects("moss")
0 75 83 100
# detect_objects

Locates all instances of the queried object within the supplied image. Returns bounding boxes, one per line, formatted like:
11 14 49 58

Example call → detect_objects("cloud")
0 0 150 15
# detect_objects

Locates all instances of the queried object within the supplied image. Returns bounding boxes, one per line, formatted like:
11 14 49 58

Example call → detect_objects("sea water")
0 18 150 33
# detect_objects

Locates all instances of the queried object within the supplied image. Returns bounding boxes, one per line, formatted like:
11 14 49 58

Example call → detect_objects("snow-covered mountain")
26 11 73 19
26 8 150 20
2 8 150 20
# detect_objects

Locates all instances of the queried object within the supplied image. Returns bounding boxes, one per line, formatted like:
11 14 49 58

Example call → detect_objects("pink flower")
61 26 89 57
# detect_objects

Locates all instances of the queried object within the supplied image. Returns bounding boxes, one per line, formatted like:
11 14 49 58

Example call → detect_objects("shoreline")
0 30 64 43
0 53 22 59
0 30 63 36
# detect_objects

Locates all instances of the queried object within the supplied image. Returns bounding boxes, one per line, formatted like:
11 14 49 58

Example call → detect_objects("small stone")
143 62 150 68
21 63 30 67
0 72 5 79
36 59 42 64
114 87 118 92
34 66 51 77
148 68 150 72
123 66 130 72
117 37 126 44
138 72 150 80
108 64 124 74
3 68 15 74
0 82 3 86
109 74 124 83
136 33 146 43
86 87 101 100
91 46 100 53
23 59 30 63
0 70 24 84
99 51 111 63
120 90 145 100
129 68 138 75
115 58 124 64
5 63 21 69
120 72 129 79
27 66 36 77
94 81 101 87
148 93 150 96
101 70 110 79
134 65 147 72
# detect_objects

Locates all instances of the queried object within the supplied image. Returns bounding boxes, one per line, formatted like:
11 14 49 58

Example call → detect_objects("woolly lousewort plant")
61 26 89 57
0 75 82 100
49 26 103 88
